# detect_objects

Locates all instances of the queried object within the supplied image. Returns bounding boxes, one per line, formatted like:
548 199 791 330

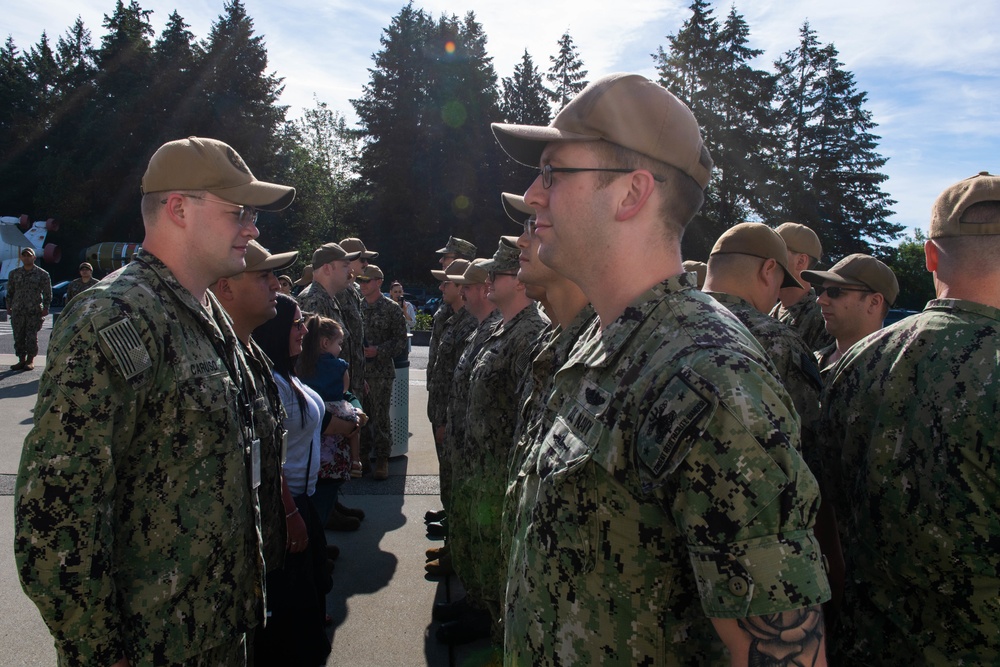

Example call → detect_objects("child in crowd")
297 315 368 529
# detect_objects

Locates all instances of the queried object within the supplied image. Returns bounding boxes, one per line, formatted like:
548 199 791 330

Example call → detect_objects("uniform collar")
568 272 697 369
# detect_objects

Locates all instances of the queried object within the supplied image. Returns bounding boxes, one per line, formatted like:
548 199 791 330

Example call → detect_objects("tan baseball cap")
141 137 295 211
802 254 899 306
774 222 822 262
479 236 521 273
79 261 94 271
451 258 490 285
436 236 477 259
340 237 379 259
294 265 313 286
360 264 384 281
930 172 1000 238
432 258 470 281
312 242 361 268
501 192 535 225
20 246 35 257
711 222 802 289
492 73 712 189
243 240 298 273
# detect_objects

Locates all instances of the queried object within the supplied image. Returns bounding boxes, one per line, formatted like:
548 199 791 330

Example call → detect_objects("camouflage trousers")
433 421 454 513
11 311 43 359
361 375 394 461
450 474 506 643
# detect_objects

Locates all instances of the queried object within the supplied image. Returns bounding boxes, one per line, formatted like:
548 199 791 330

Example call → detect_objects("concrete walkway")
0 338 492 666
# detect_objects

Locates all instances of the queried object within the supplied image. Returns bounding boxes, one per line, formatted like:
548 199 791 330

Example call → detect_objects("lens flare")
444 41 456 54
441 101 467 128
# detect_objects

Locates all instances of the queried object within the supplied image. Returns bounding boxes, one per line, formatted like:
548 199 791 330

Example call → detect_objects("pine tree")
545 30 588 112
151 11 206 144
0 38 36 209
353 6 507 279
201 0 287 176
54 18 96 92
42 0 157 242
653 1 778 259
501 50 550 126
353 3 436 276
774 23 901 258
24 33 60 130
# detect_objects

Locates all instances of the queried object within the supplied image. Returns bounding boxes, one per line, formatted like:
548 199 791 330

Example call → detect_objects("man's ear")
161 193 190 228
760 258 781 287
868 292 885 314
212 278 233 303
614 170 657 222
924 239 939 273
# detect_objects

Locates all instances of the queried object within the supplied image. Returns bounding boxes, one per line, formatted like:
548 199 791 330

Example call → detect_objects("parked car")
421 297 441 315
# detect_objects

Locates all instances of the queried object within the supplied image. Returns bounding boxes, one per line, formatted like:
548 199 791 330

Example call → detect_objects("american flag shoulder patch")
98 319 152 380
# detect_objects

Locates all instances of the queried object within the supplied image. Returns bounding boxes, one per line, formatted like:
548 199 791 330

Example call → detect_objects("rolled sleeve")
689 530 828 618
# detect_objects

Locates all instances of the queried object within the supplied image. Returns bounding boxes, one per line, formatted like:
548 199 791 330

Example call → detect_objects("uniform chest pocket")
251 396 278 443
530 416 599 574
174 372 240 458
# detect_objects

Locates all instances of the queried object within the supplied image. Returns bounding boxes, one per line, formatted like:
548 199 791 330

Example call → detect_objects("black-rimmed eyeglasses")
161 193 258 228
538 164 666 189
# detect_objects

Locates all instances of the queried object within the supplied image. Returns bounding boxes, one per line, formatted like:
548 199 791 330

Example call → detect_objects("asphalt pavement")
0 315 493 666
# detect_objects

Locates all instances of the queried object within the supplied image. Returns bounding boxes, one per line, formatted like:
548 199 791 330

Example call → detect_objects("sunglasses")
488 271 517 282
815 285 872 299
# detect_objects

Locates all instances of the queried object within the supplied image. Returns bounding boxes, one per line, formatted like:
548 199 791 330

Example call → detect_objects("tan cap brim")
492 124 600 168
247 250 298 273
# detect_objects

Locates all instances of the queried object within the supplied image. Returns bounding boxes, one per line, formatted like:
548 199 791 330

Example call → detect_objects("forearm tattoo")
737 605 824 667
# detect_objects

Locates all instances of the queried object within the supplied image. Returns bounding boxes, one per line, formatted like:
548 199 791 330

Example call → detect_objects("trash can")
389 358 410 456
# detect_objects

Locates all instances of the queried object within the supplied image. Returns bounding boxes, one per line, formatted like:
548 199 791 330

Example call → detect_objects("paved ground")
0 315 493 666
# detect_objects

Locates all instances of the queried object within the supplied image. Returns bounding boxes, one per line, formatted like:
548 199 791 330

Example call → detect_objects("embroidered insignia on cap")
99 319 152 379
226 146 251 175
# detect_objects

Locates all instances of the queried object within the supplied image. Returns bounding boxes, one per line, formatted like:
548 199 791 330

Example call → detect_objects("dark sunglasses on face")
815 285 872 299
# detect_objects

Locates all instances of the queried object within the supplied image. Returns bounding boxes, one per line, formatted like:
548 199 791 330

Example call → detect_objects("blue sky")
7 0 999 241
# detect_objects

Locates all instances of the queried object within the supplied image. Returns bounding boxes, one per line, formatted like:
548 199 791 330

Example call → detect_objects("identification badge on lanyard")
251 438 261 489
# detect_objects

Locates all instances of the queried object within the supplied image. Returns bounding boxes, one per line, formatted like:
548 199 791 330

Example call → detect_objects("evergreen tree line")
2 0 904 286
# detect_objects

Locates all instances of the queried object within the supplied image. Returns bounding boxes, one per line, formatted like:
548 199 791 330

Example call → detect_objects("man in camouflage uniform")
210 240 310 657
800 254 898 376
424 236 477 525
66 261 98 303
493 74 830 665
769 222 835 351
15 137 295 666
338 237 377 408
425 259 477 520
500 192 596 567
297 241 360 357
358 264 408 480
817 172 1000 665
428 236 477 376
432 259 500 633
702 223 823 448
445 238 549 647
5 245 51 371
211 241 302 567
